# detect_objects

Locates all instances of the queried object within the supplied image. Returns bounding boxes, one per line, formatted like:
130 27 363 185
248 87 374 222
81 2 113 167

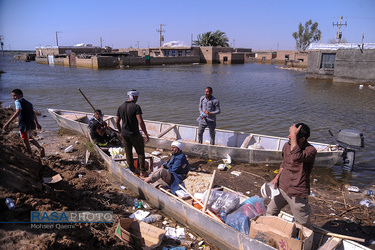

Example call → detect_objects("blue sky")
1 0 374 50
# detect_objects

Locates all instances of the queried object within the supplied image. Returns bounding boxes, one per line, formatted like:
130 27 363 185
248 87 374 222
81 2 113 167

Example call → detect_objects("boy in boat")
89 109 117 146
266 123 317 227
3 89 45 157
142 141 190 195
197 86 220 145
116 90 149 177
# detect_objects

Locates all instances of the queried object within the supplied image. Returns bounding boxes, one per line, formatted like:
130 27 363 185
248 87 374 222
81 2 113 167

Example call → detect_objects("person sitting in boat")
142 141 190 195
89 109 117 146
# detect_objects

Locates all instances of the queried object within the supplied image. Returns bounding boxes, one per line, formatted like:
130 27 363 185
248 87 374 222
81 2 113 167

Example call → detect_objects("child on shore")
3 89 45 157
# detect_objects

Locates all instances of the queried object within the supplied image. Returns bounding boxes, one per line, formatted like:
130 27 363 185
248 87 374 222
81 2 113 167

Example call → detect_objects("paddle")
78 88 118 136
78 88 96 111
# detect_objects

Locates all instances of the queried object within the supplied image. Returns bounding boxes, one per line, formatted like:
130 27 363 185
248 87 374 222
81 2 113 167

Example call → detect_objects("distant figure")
89 109 116 146
116 90 149 177
266 123 317 227
142 141 189 195
3 89 45 157
197 86 220 145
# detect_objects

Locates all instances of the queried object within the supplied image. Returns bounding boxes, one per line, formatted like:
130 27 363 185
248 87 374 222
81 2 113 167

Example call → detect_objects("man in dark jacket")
142 141 189 195
266 123 317 227
89 109 116 146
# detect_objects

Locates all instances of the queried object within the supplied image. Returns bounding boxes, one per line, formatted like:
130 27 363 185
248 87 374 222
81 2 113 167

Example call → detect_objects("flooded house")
306 43 375 84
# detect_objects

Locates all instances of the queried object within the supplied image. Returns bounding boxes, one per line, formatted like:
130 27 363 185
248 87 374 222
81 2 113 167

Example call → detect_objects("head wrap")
127 90 139 101
171 141 183 151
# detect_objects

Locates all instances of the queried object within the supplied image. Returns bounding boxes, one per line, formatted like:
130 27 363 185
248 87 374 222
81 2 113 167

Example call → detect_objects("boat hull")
47 109 342 168
47 108 369 250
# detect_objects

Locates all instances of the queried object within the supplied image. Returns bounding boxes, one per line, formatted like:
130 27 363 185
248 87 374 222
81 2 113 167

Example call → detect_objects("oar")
78 88 96 111
78 88 118 135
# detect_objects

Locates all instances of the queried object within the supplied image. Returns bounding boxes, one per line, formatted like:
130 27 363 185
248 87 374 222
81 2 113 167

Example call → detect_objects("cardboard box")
115 218 166 249
249 216 313 250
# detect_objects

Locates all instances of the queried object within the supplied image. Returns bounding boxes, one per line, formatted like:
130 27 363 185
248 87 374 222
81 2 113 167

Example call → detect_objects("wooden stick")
313 229 365 243
341 184 347 210
178 184 223 222
338 204 361 216
202 170 216 212
78 88 96 111
241 170 266 181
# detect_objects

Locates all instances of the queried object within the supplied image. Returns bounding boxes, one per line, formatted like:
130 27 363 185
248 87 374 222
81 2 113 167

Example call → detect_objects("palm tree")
193 30 229 47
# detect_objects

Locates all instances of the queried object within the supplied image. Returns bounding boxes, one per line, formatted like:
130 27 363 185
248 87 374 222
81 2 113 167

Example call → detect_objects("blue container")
5 198 15 210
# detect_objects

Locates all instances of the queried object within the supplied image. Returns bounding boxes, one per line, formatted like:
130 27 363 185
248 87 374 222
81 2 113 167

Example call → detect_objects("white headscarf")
127 90 139 101
171 141 183 151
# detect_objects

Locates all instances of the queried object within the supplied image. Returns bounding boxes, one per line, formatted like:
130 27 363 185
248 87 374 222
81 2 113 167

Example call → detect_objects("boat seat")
61 114 87 122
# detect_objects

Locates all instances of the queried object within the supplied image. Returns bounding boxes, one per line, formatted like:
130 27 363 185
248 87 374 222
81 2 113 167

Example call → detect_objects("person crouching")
142 141 189 195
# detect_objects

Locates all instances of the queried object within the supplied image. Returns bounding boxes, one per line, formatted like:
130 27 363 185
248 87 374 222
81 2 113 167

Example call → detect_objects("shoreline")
1 106 374 248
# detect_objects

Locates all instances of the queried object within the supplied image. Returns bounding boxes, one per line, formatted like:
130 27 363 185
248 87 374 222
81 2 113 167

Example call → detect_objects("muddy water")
1 54 374 187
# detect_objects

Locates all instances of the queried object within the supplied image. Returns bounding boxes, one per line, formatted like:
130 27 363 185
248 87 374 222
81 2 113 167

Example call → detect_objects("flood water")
1 54 374 188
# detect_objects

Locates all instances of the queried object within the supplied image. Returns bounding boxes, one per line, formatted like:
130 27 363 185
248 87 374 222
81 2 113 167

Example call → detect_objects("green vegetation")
292 19 321 51
193 30 230 47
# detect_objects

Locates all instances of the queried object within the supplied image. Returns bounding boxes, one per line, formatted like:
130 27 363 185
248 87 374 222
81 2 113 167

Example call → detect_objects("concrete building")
275 50 308 68
35 45 248 69
306 43 375 84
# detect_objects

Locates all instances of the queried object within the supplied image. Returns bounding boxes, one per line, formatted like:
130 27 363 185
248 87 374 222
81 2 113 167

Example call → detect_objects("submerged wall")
333 49 375 84
307 49 375 83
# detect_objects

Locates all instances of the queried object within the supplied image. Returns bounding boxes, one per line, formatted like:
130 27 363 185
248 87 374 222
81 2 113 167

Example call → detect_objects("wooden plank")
313 225 365 243
203 170 216 212
240 135 253 148
156 124 176 138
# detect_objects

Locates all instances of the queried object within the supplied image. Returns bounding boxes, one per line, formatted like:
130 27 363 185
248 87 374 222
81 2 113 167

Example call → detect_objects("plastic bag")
210 192 240 215
225 211 250 235
221 193 241 214
240 195 266 215
202 190 224 208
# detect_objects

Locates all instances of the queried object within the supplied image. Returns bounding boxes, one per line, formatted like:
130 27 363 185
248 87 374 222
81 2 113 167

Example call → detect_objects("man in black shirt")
116 90 149 177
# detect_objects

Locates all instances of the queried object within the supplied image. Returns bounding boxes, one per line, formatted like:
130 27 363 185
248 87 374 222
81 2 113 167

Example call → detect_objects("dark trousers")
198 120 216 145
121 133 146 173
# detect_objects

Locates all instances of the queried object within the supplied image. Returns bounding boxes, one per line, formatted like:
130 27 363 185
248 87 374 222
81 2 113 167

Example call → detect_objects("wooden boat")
47 109 343 168
48 108 369 250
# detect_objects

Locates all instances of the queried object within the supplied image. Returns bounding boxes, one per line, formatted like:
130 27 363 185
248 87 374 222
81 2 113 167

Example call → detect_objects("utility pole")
0 35 4 56
100 37 103 48
333 16 347 43
233 39 235 49
156 24 166 47
55 31 62 46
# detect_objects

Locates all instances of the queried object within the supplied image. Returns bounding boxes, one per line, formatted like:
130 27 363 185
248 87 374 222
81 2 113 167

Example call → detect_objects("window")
178 50 182 56
185 50 191 56
164 50 169 56
172 50 176 57
285 55 290 61
223 57 228 62
321 53 336 69
262 57 266 61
